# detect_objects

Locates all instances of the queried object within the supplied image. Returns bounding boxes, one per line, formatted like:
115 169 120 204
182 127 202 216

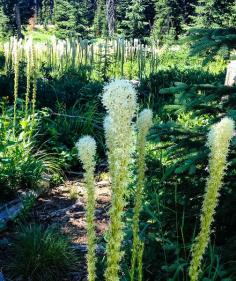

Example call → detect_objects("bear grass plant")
189 117 235 281
77 80 235 281
102 80 137 281
130 109 153 281
8 224 78 281
77 80 154 281
76 136 97 281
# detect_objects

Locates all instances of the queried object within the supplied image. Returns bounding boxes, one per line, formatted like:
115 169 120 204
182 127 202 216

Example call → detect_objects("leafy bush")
8 224 78 281
36 67 103 108
140 82 236 280
38 101 105 168
139 67 225 113
0 140 61 194
0 110 62 199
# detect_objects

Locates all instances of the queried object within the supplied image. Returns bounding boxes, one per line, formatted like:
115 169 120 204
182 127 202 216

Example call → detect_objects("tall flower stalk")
137 240 144 281
12 38 20 137
189 117 235 281
31 43 37 128
130 109 153 281
103 80 137 281
25 39 32 117
76 136 97 281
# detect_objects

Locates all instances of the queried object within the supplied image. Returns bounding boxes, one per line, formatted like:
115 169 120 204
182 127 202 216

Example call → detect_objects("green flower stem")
84 158 96 281
25 40 32 117
13 39 19 137
137 240 144 281
31 44 37 128
130 131 146 281
131 109 152 281
105 156 130 281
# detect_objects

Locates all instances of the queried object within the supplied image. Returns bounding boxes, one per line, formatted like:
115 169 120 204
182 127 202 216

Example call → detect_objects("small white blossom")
102 79 138 122
76 136 96 165
137 109 153 134
207 117 235 151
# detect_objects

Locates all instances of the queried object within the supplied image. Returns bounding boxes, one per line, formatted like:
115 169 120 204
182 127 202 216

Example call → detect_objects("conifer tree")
116 0 129 33
0 6 10 37
192 0 235 28
123 0 148 38
151 0 196 44
54 0 88 38
0 0 34 38
40 0 52 26
188 1 236 59
93 0 108 37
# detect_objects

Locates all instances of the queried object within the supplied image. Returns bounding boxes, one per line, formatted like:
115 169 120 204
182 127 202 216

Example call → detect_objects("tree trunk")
225 61 236 86
14 3 22 39
106 0 115 37
50 0 54 19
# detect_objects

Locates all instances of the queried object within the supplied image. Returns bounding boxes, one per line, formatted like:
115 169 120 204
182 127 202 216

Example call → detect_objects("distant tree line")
0 0 235 43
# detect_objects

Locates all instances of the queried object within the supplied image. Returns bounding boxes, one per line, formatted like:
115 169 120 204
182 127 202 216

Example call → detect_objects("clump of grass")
99 171 110 181
8 224 77 281
69 184 79 200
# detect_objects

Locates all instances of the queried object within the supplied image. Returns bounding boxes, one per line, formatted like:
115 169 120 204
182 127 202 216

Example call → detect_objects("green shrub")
140 81 236 280
139 67 225 113
8 224 78 281
0 138 62 198
0 110 62 199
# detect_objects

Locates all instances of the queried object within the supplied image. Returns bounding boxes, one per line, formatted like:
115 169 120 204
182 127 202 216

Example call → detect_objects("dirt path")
33 177 111 244
0 176 111 281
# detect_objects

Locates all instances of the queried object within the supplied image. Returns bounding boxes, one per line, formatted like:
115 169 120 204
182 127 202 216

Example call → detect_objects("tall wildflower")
25 38 32 117
31 43 37 125
103 80 137 281
189 117 235 281
131 109 153 281
12 38 20 136
3 41 11 73
76 136 97 281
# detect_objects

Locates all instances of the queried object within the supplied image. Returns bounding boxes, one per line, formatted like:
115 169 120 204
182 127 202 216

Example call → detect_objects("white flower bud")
76 136 96 165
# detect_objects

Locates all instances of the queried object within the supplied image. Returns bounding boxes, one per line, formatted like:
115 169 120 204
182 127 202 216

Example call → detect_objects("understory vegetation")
0 0 236 281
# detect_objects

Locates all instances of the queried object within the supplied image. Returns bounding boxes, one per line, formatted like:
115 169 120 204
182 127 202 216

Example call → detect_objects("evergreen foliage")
93 0 108 37
0 0 34 37
151 0 197 43
53 0 88 38
186 0 236 59
0 0 236 42
123 0 148 38
187 28 236 61
0 6 10 37
192 0 236 28
40 0 52 26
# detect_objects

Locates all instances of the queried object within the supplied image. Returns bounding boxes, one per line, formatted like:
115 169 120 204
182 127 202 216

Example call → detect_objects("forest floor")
0 175 112 281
